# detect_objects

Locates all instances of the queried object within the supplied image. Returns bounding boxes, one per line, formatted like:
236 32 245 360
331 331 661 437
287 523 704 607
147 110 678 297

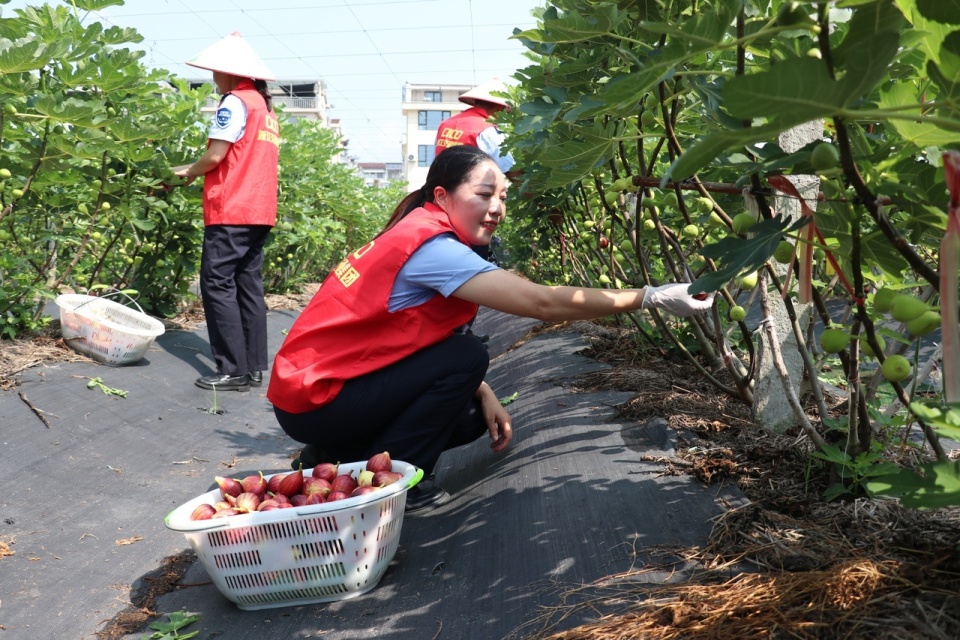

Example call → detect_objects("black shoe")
291 443 327 470
195 374 250 392
405 476 451 514
248 371 263 387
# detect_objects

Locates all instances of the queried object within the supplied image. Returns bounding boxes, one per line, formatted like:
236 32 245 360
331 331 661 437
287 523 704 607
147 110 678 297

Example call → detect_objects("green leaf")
811 442 853 465
910 400 960 440
512 5 619 44
536 123 619 189
866 459 960 508
690 216 809 294
0 36 48 74
71 0 125 10
916 0 960 24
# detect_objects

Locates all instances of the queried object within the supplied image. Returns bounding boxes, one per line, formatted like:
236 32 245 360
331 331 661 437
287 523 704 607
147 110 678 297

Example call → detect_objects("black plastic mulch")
0 307 746 640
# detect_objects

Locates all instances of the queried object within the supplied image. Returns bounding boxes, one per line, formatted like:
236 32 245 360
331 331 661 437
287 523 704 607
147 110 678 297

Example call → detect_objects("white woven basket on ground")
56 293 165 366
164 461 424 611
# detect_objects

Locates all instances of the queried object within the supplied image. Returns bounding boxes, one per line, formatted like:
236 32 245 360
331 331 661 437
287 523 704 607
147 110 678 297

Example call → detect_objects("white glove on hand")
641 283 714 317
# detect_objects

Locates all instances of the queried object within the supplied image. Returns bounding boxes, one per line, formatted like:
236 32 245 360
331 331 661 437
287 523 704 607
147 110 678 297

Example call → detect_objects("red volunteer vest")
435 106 495 156
203 81 280 226
267 204 480 413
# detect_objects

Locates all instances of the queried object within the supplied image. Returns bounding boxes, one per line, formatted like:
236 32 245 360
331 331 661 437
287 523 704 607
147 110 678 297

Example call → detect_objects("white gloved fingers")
641 283 714 317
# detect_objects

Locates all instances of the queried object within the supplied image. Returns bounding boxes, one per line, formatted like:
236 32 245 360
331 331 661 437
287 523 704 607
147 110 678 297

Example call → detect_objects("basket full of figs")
164 451 423 610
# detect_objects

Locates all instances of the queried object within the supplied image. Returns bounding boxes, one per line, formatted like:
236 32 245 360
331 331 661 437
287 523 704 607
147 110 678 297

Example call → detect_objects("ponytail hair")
254 79 273 111
380 146 494 235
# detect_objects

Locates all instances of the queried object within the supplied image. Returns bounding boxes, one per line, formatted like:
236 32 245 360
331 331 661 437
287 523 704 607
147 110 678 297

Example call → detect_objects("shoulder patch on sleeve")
215 107 232 128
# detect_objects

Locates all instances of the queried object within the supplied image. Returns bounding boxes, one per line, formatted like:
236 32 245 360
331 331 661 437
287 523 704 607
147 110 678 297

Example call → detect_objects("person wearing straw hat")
435 77 516 177
172 32 281 392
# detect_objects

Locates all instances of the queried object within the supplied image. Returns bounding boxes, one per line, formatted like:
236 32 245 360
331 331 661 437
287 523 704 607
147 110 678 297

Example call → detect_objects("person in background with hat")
269 146 713 514
172 32 281 392
435 77 516 179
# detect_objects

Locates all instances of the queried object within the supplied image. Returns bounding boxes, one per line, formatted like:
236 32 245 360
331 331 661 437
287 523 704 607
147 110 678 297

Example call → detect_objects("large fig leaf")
866 459 960 509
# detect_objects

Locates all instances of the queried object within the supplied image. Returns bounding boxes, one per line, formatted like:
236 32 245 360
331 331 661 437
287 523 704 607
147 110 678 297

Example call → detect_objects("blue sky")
4 0 545 162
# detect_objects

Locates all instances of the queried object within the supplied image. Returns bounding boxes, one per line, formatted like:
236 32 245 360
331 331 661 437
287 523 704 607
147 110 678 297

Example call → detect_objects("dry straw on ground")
515 322 960 640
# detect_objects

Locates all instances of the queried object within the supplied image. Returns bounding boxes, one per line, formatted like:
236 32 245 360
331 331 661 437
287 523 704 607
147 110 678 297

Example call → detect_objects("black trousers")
199 225 271 376
274 333 490 474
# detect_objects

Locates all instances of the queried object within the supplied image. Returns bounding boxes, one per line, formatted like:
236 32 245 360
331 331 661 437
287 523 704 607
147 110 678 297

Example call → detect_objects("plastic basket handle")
409 467 424 489
76 288 146 315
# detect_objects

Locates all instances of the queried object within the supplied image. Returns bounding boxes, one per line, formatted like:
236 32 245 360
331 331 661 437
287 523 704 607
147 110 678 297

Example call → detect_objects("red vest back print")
435 106 495 156
267 204 480 413
203 81 280 226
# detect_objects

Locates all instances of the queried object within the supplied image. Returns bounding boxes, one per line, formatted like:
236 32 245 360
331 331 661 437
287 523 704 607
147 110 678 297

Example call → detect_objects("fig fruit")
906 310 941 337
373 471 403 487
682 224 699 238
331 473 358 494
773 240 794 264
303 476 332 498
366 451 393 473
234 492 261 513
215 476 243 499
357 470 375 487
729 305 746 322
276 467 304 497
889 295 930 323
732 212 757 234
872 287 896 313
241 473 267 498
327 490 349 502
819 328 848 354
737 271 758 290
190 504 216 521
810 143 840 172
880 355 911 383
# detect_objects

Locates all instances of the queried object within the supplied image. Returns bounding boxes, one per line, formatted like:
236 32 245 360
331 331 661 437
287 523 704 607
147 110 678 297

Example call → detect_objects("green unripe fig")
873 287 896 313
0 168 11 179
880 355 911 383
859 334 886 359
3 103 17 116
889 295 929 322
583 220 595 228
99 201 111 211
598 274 611 285
811 143 840 171
697 197 714 213
708 211 725 228
737 271 758 290
662 192 679 208
682 224 700 238
732 212 758 234
773 240 794 264
819 328 848 354
640 110 656 127
729 305 746 322
604 191 619 206
643 219 657 231
11 188 24 198
906 310 941 337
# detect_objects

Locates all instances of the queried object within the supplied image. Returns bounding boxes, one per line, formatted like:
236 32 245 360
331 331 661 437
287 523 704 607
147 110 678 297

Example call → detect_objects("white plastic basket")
164 460 424 610
56 293 165 366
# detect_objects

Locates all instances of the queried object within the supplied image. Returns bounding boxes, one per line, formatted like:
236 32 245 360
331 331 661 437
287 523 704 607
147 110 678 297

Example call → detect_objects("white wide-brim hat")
459 77 511 110
185 31 276 81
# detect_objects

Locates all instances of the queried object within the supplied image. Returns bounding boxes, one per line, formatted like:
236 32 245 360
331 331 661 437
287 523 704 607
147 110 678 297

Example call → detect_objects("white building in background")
193 79 349 163
400 82 473 191
357 162 403 187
